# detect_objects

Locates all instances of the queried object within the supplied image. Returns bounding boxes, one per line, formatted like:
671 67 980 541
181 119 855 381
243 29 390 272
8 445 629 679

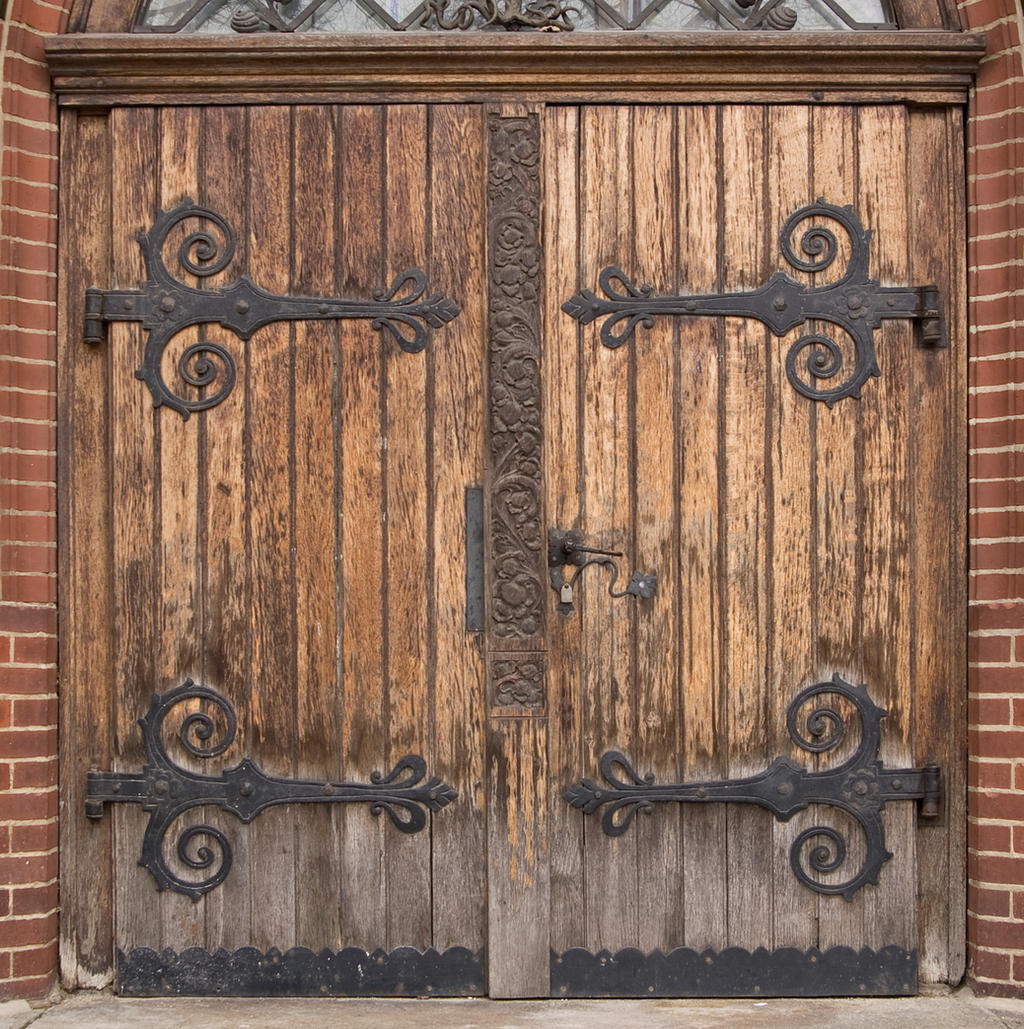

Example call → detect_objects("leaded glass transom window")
133 0 896 34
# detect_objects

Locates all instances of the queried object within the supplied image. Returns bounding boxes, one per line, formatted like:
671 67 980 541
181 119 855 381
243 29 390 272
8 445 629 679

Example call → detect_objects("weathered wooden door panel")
543 102 965 989
63 102 489 980
60 96 964 997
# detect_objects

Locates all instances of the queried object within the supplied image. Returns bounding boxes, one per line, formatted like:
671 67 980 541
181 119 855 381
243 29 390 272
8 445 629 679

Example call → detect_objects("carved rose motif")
492 658 544 708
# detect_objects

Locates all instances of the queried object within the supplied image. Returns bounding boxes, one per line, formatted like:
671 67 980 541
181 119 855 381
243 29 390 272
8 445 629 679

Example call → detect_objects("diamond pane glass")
134 0 895 33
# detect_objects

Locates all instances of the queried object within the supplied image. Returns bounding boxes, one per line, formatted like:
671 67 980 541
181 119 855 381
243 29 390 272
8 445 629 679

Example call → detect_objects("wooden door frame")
49 19 982 996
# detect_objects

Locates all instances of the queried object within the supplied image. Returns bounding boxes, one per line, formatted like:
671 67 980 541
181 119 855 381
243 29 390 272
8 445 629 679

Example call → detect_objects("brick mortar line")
972 290 1024 301
967 169 1024 184
0 327 56 337
968 197 1024 210
0 203 57 219
970 322 1024 332
972 106 1024 123
0 235 57 248
0 942 62 957
0 82 53 102
965 12 1018 32
970 228 1024 241
1 114 56 133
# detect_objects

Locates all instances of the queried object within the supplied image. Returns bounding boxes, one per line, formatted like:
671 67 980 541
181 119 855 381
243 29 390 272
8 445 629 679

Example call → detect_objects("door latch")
548 528 656 613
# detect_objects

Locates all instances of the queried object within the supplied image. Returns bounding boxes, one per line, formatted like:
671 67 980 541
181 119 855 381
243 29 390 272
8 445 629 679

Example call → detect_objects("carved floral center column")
485 112 546 713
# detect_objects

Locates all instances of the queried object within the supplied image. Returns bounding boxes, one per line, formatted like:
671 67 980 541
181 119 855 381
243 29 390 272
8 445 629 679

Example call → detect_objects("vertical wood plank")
579 105 637 952
154 105 205 952
720 104 772 950
632 104 684 952
907 106 966 983
337 104 388 947
545 105 585 957
291 104 342 949
810 105 865 955
383 104 432 950
765 104 818 949
429 105 488 957
246 104 297 950
857 104 915 954
58 110 114 985
110 105 159 956
199 105 253 954
487 717 548 996
676 105 728 951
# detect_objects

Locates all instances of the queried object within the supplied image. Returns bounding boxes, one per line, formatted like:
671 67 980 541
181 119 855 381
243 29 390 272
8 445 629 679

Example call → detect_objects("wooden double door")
60 99 965 998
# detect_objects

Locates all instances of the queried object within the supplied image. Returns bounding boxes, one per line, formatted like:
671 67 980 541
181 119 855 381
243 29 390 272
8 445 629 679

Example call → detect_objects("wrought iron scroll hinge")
562 199 944 407
564 674 942 899
86 680 457 900
548 527 657 613
84 200 460 418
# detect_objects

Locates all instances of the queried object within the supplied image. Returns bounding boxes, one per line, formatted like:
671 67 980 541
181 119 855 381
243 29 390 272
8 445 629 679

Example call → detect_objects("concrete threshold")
3 988 1024 1029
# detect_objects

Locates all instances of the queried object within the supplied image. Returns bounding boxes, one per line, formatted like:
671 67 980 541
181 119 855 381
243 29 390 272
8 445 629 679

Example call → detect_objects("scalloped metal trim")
117 945 485 996
550 945 917 997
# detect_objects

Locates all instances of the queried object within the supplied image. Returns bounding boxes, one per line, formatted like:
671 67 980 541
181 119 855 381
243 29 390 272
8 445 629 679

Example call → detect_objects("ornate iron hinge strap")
564 675 941 900
86 680 457 900
84 200 460 418
562 200 943 407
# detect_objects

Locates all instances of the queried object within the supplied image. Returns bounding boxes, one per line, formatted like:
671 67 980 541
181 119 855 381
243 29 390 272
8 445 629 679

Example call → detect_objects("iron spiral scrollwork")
84 199 460 418
564 674 942 900
561 200 943 407
86 680 457 900
425 0 578 29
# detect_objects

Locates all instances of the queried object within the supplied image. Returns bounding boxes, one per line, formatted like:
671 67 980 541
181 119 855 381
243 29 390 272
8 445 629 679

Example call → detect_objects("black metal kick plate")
551 945 917 998
117 945 484 997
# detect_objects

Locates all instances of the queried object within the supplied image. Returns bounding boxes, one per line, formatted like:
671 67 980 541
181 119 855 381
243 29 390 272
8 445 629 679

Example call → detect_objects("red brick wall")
0 0 1022 1003
962 0 1024 998
0 0 64 1000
